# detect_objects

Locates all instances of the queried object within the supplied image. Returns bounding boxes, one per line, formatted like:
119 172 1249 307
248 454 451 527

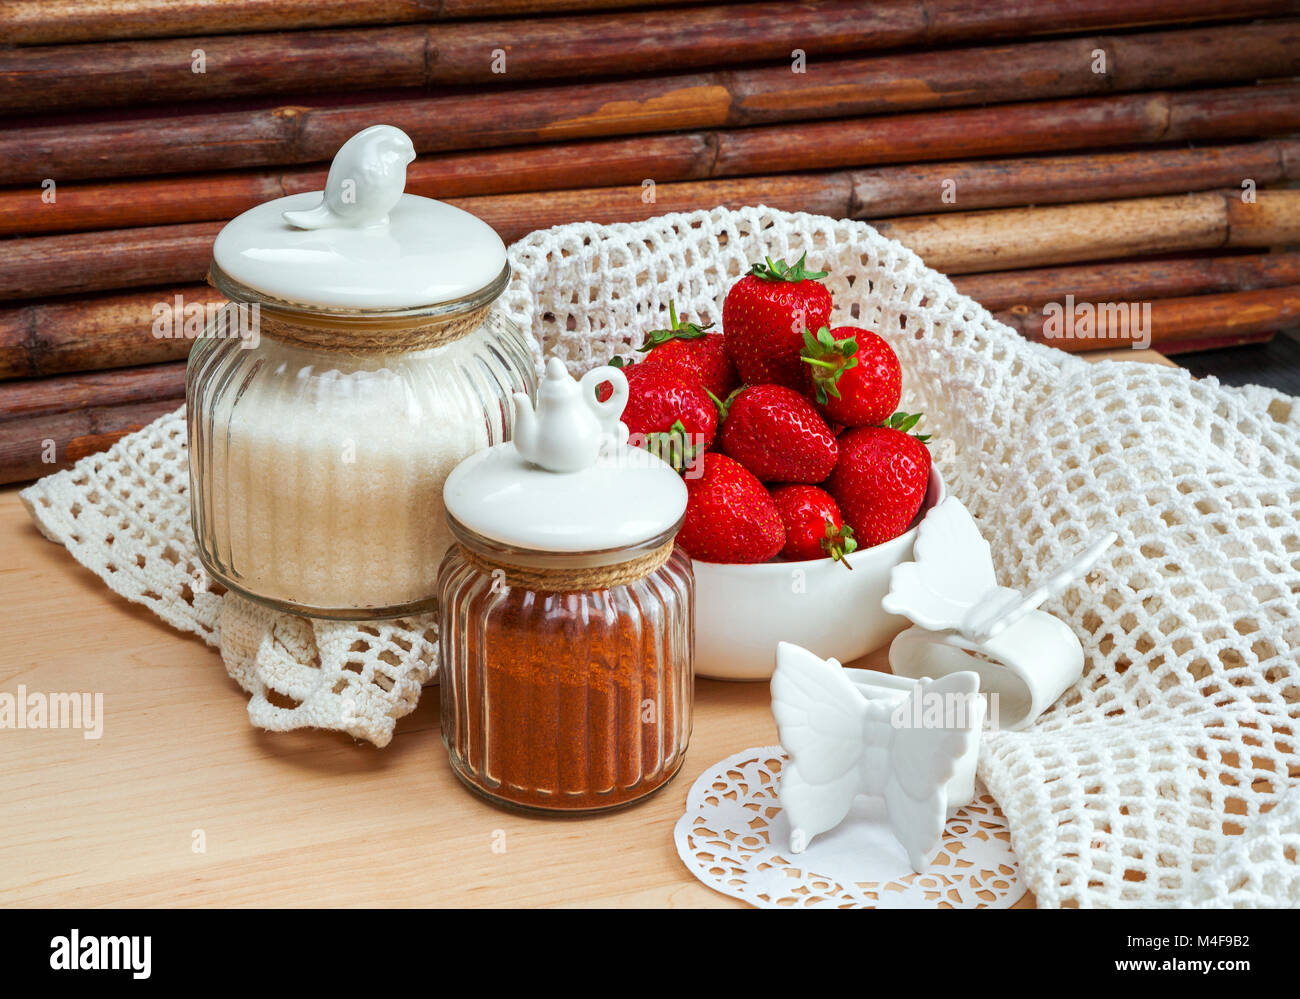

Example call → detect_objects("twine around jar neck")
457 540 676 593
254 303 493 354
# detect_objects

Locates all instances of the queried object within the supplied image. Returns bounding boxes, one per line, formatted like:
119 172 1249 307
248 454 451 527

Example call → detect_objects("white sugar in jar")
187 125 535 619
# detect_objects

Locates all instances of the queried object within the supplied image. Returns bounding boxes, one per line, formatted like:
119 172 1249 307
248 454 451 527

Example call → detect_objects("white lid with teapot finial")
211 124 507 312
443 358 688 556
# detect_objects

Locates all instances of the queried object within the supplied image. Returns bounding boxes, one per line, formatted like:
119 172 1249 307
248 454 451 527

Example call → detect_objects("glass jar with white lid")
187 125 535 619
438 359 695 813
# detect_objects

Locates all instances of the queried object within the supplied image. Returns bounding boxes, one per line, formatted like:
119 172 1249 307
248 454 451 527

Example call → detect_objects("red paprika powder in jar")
438 358 694 813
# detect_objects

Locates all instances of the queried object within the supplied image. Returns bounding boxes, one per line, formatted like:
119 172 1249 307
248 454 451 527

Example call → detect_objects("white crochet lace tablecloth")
20 206 1300 908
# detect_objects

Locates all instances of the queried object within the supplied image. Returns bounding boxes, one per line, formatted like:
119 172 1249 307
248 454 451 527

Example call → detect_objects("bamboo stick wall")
1 0 1298 483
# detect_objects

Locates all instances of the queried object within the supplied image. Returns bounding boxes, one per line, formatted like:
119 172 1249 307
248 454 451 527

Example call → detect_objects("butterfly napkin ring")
882 496 1116 731
771 642 985 871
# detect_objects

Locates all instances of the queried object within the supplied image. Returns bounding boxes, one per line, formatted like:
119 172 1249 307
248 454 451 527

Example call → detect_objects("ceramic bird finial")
282 124 417 230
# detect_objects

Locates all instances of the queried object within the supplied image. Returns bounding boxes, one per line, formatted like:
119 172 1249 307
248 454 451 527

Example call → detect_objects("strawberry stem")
643 419 699 473
710 386 744 422
639 298 714 352
821 519 858 569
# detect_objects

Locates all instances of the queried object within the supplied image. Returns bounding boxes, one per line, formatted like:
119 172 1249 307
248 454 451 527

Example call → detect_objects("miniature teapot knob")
512 358 628 473
282 124 417 230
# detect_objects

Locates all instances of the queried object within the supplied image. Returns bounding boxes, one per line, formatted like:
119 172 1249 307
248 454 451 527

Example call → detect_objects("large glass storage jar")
187 125 535 619
438 359 694 813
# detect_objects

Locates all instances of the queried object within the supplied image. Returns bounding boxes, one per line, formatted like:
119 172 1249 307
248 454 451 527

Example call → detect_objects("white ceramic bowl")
691 467 945 681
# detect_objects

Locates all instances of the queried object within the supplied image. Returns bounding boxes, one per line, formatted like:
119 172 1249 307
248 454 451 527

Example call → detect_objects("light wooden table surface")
0 350 1174 908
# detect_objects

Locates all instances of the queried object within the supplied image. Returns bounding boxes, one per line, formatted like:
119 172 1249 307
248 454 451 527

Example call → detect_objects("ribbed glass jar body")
437 528 694 813
187 306 535 618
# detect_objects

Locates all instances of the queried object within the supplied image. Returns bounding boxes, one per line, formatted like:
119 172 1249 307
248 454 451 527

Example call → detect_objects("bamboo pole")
993 286 1300 353
0 3 911 113
1153 331 1275 354
0 0 706 45
6 158 1300 300
874 191 1300 275
5 1 1295 112
3 23 1297 184
851 142 1297 218
8 83 1298 238
0 398 182 485
954 254 1300 313
0 362 187 421
0 285 220 378
0 223 222 302
0 175 855 300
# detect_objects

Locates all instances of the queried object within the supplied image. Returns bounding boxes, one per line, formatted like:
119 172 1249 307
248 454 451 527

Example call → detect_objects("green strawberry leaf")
801 325 859 403
638 299 714 352
821 519 858 569
747 251 829 283
885 411 932 443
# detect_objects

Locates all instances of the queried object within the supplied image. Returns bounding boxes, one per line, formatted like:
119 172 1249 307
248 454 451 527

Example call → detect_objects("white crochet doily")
675 747 1019 908
20 205 1300 907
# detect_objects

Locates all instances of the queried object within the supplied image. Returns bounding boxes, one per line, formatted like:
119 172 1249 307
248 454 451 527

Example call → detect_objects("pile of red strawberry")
608 255 932 566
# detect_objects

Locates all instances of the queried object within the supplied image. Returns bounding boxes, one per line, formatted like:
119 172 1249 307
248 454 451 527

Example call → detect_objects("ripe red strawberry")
598 363 718 468
676 453 785 564
638 301 739 400
827 414 932 548
802 325 901 427
723 254 832 390
718 384 838 483
770 484 858 564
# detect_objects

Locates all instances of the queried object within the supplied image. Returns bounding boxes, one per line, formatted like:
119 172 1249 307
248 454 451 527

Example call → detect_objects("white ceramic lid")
212 124 507 310
444 359 688 554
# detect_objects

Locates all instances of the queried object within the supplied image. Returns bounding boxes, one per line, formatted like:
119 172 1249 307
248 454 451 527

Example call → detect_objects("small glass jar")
186 125 535 619
438 359 694 813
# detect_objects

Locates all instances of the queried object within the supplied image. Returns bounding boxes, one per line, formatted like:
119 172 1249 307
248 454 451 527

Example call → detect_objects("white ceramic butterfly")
882 496 1117 642
771 642 983 872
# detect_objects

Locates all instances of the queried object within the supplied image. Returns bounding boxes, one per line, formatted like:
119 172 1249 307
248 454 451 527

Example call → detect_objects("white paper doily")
675 746 1021 908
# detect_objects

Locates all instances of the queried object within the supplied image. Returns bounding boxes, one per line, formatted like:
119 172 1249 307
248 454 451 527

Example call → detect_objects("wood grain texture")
5 0 1294 112
875 191 1300 275
0 398 182 483
1149 330 1275 355
0 362 187 421
0 223 222 302
7 176 1298 301
954 253 1300 313
4 23 1297 184
0 285 219 378
850 141 1299 218
0 2 904 112
0 0 703 44
9 83 1298 238
993 285 1300 352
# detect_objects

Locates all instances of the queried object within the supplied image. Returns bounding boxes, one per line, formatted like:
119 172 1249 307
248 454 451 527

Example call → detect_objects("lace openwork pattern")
674 747 1020 909
21 205 1300 906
